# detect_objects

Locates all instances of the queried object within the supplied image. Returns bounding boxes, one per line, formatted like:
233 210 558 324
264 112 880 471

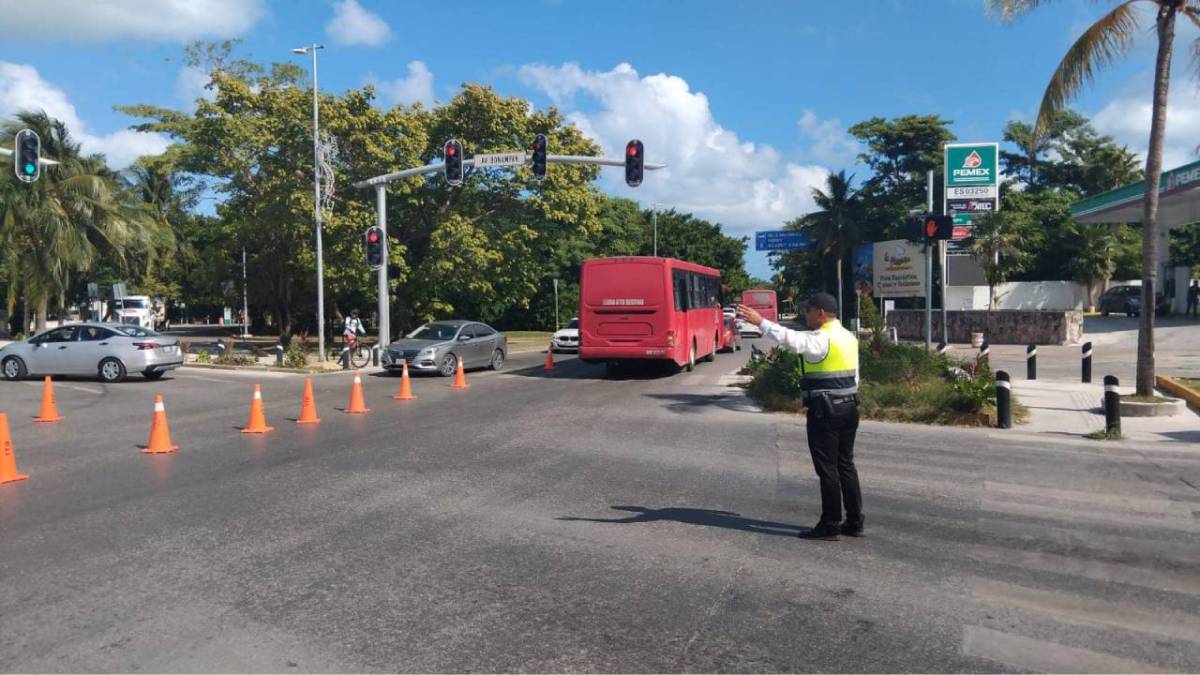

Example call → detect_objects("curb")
183 362 345 375
1156 375 1200 411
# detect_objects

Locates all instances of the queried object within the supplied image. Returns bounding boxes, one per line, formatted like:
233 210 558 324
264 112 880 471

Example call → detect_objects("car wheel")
98 358 126 383
2 356 27 381
439 353 457 378
1102 308 1110 317
489 349 505 370
686 343 696 372
143 370 165 381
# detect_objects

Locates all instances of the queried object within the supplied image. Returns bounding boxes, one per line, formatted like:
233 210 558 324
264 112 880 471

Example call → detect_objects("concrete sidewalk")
1011 377 1200 445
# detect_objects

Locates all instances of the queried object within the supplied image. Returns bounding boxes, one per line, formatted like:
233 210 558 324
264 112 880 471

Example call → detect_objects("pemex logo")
951 147 992 183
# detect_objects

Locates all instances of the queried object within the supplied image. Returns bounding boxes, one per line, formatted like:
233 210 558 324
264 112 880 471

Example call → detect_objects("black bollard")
340 346 350 370
995 370 1012 429
936 341 948 356
1026 343 1037 380
1103 375 1121 436
978 341 990 366
372 345 380 367
1081 341 1093 383
275 344 284 367
216 339 226 360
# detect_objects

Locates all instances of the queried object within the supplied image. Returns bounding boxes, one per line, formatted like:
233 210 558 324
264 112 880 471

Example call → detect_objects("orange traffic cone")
142 394 178 454
393 361 417 401
0 412 29 484
296 377 321 424
33 376 64 423
241 384 274 434
451 356 469 389
344 371 370 414
544 347 555 371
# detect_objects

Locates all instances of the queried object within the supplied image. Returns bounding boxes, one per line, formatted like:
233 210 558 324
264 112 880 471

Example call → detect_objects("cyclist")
343 309 365 348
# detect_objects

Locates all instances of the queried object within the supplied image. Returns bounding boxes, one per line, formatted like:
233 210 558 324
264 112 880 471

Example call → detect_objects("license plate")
162 345 177 354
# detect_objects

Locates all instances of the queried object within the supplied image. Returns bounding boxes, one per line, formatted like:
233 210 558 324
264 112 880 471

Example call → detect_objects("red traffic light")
368 230 379 243
627 145 639 157
925 219 938 239
445 145 456 157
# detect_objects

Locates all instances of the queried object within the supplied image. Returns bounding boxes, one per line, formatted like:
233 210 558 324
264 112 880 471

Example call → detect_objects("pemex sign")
945 143 999 188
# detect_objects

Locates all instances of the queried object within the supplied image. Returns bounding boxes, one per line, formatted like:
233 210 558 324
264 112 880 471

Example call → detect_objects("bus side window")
673 270 688 310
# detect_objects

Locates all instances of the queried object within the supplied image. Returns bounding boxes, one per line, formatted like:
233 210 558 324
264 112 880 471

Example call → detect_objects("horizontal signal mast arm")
0 147 59 165
548 154 666 169
353 154 665 189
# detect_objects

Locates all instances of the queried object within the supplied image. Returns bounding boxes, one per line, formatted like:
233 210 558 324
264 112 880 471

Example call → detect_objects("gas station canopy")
1071 159 1200 226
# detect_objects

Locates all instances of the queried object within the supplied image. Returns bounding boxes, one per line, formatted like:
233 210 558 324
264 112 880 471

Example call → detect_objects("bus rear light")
665 330 675 347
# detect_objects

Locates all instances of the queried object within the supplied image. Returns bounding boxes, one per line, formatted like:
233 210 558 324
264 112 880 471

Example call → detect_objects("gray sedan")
382 320 507 377
0 323 184 383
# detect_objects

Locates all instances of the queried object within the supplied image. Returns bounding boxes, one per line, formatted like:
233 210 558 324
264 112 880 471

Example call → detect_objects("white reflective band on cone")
354 375 361 383
254 390 262 399
154 401 165 412
1104 385 1119 393
997 381 1011 389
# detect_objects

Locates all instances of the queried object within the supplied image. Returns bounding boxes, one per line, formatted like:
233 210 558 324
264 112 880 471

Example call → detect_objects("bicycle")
333 333 372 368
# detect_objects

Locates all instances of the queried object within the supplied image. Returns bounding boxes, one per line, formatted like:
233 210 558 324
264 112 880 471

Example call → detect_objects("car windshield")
567 319 579 329
408 323 459 340
112 325 159 337
108 299 148 310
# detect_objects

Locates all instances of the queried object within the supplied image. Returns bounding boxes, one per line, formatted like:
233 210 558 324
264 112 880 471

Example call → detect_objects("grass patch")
505 331 554 352
746 340 1020 427
1120 394 1173 403
1084 428 1123 441
1176 378 1200 395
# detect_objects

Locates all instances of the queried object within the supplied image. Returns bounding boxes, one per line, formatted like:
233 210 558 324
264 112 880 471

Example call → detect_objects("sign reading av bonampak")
473 152 526 168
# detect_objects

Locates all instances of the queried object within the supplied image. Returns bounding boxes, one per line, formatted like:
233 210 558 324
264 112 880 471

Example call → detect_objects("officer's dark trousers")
806 405 862 525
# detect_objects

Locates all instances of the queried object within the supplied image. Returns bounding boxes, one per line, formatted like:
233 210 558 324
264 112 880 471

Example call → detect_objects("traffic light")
365 226 384 269
922 214 954 242
530 133 547 181
14 128 40 183
625 139 644 187
443 139 463 186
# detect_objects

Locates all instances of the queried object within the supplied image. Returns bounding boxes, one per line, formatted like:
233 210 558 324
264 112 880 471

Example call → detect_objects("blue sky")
1 0 1198 279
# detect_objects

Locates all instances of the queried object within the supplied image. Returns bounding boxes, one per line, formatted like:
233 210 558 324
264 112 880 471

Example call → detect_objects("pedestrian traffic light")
443 139 463 186
365 226 384 269
14 128 40 183
922 214 954 242
531 133 547 181
625 139 644 187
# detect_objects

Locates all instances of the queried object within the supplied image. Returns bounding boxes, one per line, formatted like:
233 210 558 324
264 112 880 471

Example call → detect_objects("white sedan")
550 318 580 353
737 319 763 338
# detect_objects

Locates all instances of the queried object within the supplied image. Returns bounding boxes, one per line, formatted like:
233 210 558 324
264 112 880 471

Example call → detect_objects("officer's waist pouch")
807 392 858 418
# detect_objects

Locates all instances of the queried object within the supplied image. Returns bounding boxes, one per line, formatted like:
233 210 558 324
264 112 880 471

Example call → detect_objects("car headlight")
419 348 435 356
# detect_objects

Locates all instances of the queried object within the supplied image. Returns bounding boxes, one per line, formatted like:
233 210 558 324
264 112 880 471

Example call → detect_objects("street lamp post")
653 202 661 257
292 43 326 362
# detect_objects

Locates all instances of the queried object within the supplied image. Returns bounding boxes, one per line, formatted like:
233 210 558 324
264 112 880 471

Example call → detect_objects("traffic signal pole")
925 170 933 352
375 184 390 350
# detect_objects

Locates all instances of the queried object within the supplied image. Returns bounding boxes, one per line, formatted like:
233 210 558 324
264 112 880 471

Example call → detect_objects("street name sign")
473 152 526 168
755 230 813 252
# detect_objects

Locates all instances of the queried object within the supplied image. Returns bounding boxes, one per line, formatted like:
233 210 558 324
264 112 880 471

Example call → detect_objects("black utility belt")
806 393 858 405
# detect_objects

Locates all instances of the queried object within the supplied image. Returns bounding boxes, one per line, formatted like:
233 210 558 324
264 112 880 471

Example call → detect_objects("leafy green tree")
1066 223 1120 309
990 0 1200 394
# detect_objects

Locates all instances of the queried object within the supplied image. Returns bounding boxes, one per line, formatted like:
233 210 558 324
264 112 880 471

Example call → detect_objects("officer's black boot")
797 521 841 541
839 514 865 537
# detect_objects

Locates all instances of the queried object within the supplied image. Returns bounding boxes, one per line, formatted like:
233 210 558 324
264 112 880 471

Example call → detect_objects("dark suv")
1098 285 1170 317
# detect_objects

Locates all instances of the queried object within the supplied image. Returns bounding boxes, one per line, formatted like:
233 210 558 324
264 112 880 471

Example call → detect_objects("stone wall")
886 309 1083 345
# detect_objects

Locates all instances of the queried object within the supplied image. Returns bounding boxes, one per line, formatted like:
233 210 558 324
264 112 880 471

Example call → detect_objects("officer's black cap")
805 292 838 314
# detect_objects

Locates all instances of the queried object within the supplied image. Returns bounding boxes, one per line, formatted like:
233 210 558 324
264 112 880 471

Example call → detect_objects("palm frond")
987 0 1060 23
1035 0 1141 138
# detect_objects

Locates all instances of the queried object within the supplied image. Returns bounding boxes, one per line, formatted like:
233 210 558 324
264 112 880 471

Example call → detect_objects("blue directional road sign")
755 230 813 252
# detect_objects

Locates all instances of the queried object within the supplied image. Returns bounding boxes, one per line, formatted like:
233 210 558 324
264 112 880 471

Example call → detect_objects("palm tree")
806 170 863 318
0 111 165 331
970 210 1026 335
1067 223 1120 310
990 0 1200 395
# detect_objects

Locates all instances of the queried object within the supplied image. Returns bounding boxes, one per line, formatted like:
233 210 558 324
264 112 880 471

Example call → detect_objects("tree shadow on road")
643 392 761 414
558 505 802 537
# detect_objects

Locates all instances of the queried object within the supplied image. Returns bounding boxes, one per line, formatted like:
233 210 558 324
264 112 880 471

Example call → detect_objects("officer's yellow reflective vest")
800 320 859 396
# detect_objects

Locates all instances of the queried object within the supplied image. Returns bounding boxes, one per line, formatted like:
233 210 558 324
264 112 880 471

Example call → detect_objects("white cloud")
796 110 861 167
326 0 392 47
175 65 215 109
375 61 435 108
0 62 169 169
517 62 830 240
1092 89 1200 171
0 0 265 42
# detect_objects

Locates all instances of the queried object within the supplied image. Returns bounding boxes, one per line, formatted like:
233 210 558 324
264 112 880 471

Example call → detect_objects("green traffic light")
23 163 36 175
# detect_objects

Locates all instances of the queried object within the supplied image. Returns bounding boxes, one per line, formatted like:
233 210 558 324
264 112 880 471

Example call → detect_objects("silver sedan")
0 323 184 383
382 320 508 376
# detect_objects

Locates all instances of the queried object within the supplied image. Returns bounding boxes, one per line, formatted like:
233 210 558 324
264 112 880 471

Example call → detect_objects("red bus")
741 289 778 322
579 257 724 372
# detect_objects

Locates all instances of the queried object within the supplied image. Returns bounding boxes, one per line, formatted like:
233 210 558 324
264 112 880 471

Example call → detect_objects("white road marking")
961 625 1178 674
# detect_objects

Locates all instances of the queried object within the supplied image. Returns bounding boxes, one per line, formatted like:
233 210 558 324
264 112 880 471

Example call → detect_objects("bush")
215 351 256 366
284 336 309 369
195 349 211 364
747 339 1002 426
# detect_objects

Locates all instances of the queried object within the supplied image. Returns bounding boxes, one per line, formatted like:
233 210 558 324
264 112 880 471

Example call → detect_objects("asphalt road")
1 344 1198 672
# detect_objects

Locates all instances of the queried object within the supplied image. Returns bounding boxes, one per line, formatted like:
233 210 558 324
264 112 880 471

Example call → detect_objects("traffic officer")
738 292 863 541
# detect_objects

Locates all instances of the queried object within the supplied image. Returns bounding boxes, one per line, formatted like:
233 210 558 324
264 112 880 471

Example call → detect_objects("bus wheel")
686 343 695 372
704 334 718 362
